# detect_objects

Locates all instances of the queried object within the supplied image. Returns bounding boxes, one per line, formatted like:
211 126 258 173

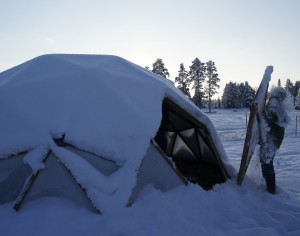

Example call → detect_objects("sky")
1 0 300 95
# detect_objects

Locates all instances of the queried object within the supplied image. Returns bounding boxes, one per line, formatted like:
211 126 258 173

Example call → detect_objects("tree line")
222 79 300 109
147 58 220 112
147 58 300 110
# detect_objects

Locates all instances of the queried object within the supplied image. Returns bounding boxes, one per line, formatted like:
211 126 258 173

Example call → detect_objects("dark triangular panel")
180 129 201 159
198 128 210 144
164 131 176 156
162 111 176 132
172 135 198 161
168 111 194 132
155 129 176 157
197 133 218 165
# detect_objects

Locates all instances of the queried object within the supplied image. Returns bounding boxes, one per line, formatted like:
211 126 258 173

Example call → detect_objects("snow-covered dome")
0 54 231 212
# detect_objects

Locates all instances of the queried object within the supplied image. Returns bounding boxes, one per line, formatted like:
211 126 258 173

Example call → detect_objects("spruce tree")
295 81 300 94
294 81 300 106
189 58 206 108
175 63 191 98
217 97 222 108
151 58 170 78
205 60 220 112
285 79 294 94
222 82 231 108
238 82 246 107
285 79 295 105
222 82 240 109
243 81 255 107
296 87 300 107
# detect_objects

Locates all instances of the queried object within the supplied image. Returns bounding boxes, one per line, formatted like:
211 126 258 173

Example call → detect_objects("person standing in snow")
260 87 290 194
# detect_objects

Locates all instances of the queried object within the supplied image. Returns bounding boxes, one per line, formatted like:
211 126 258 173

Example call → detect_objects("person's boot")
266 179 276 194
261 163 276 194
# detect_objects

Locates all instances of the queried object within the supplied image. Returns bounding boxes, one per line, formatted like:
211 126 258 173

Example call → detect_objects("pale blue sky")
1 0 300 94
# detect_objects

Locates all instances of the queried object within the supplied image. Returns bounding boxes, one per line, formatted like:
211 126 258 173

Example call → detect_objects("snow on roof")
0 54 229 211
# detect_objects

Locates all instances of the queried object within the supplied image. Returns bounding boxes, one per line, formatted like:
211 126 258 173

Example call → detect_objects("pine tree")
151 58 170 78
175 63 191 98
205 60 220 112
189 58 206 108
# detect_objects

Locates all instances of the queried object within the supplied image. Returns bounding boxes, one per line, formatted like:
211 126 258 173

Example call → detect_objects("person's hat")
270 87 287 101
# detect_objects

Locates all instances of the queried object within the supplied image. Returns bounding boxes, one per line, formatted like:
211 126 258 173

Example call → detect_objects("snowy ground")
1 108 300 236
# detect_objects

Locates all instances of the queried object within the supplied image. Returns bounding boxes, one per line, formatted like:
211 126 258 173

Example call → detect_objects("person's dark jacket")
265 103 285 149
